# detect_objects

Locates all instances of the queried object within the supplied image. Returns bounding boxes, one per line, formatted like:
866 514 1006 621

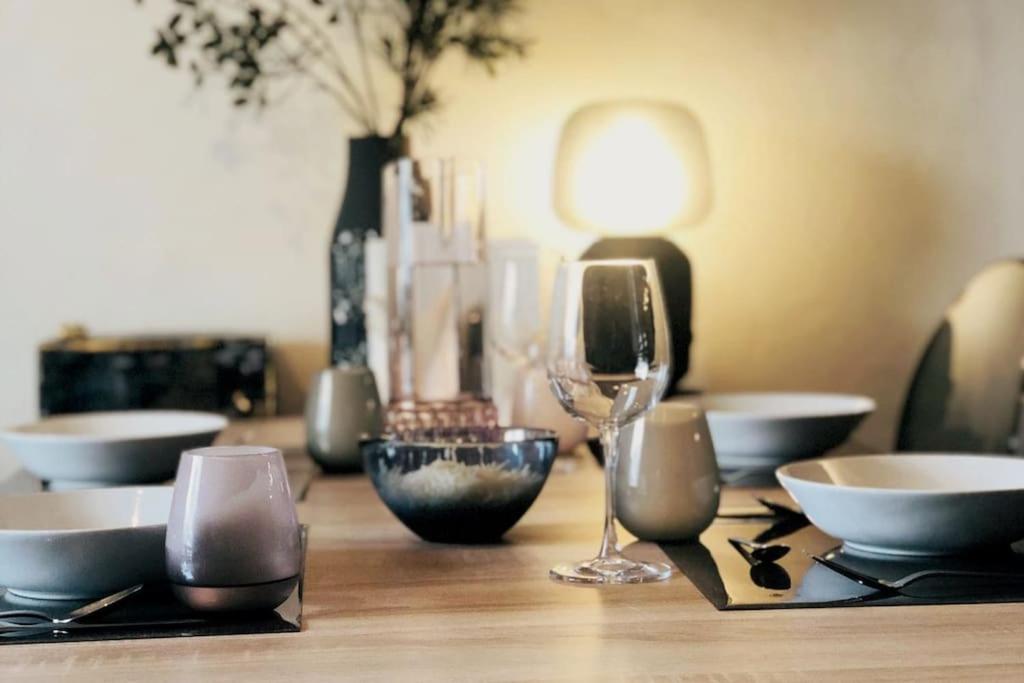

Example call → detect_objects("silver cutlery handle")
901 568 1024 587
0 584 143 628
0 617 207 635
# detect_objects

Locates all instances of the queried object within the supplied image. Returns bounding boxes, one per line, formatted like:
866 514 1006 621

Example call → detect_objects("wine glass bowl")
547 367 668 429
546 259 673 584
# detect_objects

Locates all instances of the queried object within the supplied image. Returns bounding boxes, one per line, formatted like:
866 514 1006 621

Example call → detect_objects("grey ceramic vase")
166 446 301 612
305 366 383 473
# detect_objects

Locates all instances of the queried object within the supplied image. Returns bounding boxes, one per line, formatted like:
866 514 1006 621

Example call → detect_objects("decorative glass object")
166 446 301 611
361 426 557 543
381 158 497 432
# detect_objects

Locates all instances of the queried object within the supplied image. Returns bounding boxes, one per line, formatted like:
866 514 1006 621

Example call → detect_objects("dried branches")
142 0 528 140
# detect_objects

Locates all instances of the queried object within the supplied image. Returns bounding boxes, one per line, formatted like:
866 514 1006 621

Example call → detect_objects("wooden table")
3 418 1024 681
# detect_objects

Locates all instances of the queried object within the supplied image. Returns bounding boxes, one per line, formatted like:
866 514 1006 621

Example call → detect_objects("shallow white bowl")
778 454 1024 556
0 486 173 599
1 411 227 488
697 392 875 469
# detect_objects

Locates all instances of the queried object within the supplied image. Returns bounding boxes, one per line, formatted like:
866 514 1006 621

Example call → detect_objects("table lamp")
554 99 712 392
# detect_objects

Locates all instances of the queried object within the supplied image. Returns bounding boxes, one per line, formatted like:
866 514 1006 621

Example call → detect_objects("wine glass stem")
597 423 623 560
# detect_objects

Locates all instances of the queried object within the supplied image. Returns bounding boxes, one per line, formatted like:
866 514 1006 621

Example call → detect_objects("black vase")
329 136 402 366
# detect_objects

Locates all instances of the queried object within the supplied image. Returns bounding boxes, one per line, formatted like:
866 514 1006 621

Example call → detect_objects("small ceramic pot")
615 401 720 542
166 446 301 611
305 366 383 472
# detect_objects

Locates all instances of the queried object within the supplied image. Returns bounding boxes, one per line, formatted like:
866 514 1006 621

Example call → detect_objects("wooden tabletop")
3 417 1024 681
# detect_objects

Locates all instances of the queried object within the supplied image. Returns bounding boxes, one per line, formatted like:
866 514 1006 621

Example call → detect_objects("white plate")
695 392 875 469
778 454 1024 556
0 487 173 599
1 411 227 488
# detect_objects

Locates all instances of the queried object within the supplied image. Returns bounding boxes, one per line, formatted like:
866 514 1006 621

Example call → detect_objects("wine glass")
488 241 544 422
546 258 673 584
489 240 544 363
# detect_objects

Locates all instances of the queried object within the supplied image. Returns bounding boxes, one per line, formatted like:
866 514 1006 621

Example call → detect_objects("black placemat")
660 515 1024 610
0 527 307 645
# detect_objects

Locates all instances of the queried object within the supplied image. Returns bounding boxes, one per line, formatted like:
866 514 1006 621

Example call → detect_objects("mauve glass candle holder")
166 446 301 611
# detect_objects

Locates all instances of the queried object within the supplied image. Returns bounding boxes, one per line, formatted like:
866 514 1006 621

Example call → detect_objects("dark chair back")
898 259 1024 453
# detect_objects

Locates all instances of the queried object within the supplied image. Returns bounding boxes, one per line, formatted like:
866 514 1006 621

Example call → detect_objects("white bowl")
696 392 875 469
0 486 173 599
778 454 1024 556
1 411 227 488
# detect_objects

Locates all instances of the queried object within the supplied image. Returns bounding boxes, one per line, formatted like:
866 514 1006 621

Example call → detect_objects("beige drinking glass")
616 401 720 541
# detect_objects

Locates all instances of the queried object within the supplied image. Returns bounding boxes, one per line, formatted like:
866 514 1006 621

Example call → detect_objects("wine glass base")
549 557 672 585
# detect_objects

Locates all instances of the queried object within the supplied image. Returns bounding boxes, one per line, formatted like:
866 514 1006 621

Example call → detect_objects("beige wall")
2 0 1023 470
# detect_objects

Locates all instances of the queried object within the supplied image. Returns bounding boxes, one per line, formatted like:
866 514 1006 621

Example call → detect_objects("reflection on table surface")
660 512 1024 610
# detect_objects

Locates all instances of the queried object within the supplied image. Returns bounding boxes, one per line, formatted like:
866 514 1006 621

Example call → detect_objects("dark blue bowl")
361 427 558 543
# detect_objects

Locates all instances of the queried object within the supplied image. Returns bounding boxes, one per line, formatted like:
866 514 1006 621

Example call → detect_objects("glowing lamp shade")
554 100 711 235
